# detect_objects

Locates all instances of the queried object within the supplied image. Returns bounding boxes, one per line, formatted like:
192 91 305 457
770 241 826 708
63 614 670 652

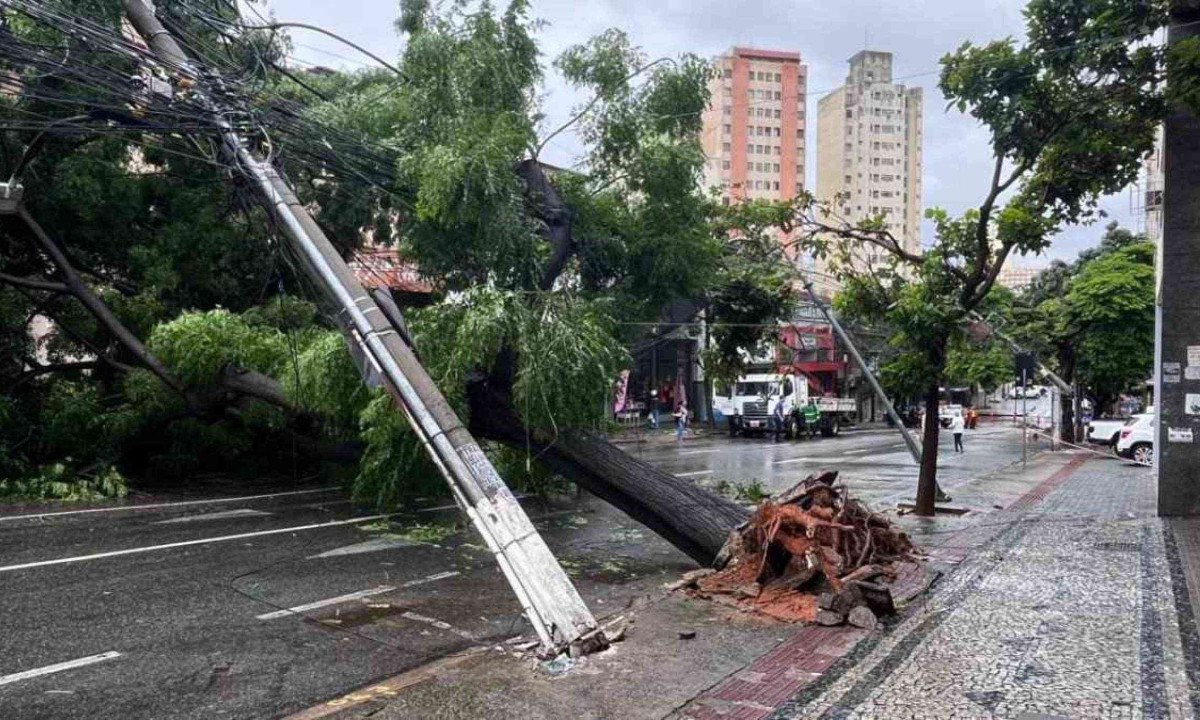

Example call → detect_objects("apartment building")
700 47 808 203
816 50 924 265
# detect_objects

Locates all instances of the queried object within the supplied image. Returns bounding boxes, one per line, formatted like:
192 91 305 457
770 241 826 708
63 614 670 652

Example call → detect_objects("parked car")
1010 385 1047 399
1115 410 1155 465
1086 417 1128 447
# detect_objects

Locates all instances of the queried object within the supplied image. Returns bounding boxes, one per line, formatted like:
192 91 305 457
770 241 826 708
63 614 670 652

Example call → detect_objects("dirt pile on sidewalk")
675 471 917 626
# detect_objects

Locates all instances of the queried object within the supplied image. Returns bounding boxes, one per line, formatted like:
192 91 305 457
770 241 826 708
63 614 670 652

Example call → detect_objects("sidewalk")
293 448 1189 720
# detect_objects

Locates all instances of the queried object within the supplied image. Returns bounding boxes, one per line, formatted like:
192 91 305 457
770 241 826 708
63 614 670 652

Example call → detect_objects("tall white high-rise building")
816 50 924 270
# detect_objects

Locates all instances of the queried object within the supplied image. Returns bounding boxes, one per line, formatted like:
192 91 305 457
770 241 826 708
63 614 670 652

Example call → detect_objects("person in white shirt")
950 413 966 453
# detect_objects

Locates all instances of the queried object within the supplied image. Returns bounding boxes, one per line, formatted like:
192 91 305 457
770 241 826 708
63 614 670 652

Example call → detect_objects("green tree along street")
0 0 791 562
1013 222 1156 422
771 0 1193 514
0 0 1194 534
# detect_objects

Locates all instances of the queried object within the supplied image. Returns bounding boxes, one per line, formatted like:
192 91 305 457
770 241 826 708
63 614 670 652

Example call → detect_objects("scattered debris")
678 630 697 640
677 471 917 625
540 654 576 676
847 606 878 630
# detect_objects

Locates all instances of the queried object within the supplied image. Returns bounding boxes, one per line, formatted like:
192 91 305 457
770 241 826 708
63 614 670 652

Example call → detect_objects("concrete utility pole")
1157 0 1200 516
801 277 924 465
121 0 601 656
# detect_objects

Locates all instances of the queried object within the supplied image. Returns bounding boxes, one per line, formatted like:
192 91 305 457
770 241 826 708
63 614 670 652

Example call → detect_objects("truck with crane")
723 371 857 439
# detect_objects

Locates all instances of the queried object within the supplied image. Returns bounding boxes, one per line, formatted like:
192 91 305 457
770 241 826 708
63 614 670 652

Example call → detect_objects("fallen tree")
678 471 918 626
468 376 749 564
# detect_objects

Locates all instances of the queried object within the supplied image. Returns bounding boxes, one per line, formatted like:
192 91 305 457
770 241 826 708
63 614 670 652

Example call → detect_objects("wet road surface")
0 421 1030 719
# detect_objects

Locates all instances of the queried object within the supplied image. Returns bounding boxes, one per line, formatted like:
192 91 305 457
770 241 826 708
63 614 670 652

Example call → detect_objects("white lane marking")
773 456 844 465
400 611 478 641
677 448 719 456
0 514 392 575
674 470 714 478
256 571 460 620
257 586 395 620
153 509 271 525
0 487 341 523
841 448 875 456
308 537 418 559
404 570 460 587
0 651 122 687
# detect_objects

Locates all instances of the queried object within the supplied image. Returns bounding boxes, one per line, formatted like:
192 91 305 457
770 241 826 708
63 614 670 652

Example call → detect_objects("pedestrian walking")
674 399 688 442
772 399 786 443
951 412 965 453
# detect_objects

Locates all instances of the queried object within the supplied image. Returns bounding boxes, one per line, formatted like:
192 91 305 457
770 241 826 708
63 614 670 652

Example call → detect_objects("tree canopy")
0 0 793 512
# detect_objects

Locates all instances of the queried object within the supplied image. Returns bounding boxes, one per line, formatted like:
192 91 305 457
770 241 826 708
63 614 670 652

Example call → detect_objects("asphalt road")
0 421 1029 720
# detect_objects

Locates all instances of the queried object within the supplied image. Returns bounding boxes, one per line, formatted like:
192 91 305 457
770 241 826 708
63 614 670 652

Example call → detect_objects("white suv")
1115 410 1155 465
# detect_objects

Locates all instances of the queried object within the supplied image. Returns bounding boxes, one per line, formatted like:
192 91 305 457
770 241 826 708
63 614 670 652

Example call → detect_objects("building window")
723 124 731 135
774 72 782 82
723 105 731 117
773 127 780 137
722 160 730 170
748 71 754 82
773 163 780 172
723 68 732 79
773 181 780 190
746 143 754 154
773 109 781 119
774 146 781 156
746 161 753 171
774 91 781 100
723 142 731 152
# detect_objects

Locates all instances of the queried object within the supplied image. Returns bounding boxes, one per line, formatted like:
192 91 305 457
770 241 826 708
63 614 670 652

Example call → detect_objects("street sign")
1015 352 1037 386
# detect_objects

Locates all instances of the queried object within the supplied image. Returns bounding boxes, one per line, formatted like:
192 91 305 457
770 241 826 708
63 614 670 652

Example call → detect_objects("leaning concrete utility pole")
800 277 923 464
1156 0 1200 516
121 0 601 656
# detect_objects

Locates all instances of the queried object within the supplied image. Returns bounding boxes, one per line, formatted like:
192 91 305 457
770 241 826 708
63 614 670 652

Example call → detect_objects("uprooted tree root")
674 471 918 626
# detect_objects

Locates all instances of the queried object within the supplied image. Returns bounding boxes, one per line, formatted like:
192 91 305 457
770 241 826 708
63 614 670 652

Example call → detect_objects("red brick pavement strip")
678 453 1093 720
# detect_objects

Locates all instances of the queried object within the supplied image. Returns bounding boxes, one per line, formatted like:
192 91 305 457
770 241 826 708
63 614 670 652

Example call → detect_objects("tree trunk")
468 379 749 565
914 380 942 516
7 209 189 399
1057 343 1078 443
1060 392 1076 444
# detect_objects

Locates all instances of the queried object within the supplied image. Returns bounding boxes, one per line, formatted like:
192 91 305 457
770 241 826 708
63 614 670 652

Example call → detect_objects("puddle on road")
305 601 413 630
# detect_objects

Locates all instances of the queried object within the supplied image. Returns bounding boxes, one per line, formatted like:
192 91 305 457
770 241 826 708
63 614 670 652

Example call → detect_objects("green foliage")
148 310 288 386
283 331 368 432
413 287 628 430
1013 223 1155 413
945 337 1015 393
0 464 128 502
1066 242 1155 409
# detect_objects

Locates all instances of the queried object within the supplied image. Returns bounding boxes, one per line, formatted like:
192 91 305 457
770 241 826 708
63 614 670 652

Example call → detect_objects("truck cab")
725 372 855 439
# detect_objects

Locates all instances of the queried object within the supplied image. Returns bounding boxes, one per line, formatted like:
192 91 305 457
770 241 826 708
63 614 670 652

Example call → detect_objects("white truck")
724 372 857 439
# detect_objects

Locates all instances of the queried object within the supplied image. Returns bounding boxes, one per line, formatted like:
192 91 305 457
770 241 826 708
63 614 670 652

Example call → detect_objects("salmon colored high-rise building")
701 47 808 204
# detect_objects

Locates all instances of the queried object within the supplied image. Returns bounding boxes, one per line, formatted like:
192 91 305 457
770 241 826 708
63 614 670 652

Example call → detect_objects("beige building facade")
816 51 924 269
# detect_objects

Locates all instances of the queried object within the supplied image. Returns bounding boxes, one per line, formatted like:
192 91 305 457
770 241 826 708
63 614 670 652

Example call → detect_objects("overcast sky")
261 0 1147 265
